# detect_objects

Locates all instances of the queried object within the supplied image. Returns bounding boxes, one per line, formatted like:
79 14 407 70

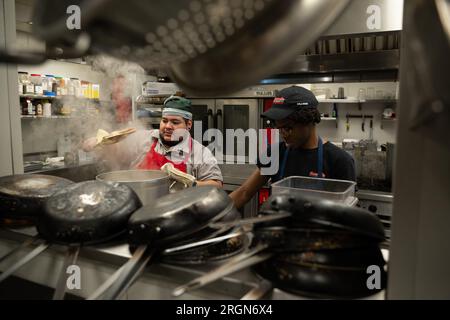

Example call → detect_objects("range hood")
264 0 404 82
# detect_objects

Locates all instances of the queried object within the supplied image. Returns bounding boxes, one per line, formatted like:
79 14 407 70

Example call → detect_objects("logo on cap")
273 97 285 105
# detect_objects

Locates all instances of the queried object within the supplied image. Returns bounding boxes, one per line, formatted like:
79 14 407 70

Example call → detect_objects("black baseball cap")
261 86 319 120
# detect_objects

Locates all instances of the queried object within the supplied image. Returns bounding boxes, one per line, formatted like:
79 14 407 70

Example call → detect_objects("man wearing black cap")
230 86 355 209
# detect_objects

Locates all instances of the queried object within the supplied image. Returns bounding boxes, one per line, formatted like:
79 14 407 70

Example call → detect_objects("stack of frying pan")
88 186 246 300
252 194 387 299
0 175 142 299
1 173 387 300
173 193 387 299
0 174 244 300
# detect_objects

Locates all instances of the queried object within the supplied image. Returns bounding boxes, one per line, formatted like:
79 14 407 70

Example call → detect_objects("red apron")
136 137 192 173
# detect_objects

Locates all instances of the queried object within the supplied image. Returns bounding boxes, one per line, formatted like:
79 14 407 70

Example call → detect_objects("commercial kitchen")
0 0 449 300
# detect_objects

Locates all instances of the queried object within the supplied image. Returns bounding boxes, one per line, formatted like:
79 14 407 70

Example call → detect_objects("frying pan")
171 226 382 297
166 204 241 249
256 194 386 241
0 180 141 300
0 174 74 266
253 250 387 299
0 174 73 221
127 186 235 246
160 231 249 265
275 246 386 269
91 186 236 300
212 193 386 242
128 203 242 258
38 181 141 245
253 226 379 253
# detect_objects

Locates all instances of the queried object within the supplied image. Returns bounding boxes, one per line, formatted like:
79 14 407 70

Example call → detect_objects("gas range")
356 190 393 240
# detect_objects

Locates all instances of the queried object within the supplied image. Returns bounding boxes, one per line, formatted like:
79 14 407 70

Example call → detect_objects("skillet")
253 248 387 299
91 186 238 300
0 174 73 221
0 180 141 300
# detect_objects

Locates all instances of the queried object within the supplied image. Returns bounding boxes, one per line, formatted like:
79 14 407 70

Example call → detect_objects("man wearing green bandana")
83 95 223 188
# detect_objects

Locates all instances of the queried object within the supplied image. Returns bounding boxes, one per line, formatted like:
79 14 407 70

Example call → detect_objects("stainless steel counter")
219 164 258 186
0 227 386 300
220 164 260 218
0 227 263 300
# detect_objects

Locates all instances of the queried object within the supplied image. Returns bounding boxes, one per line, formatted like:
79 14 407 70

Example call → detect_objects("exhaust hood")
264 0 404 82
324 0 403 36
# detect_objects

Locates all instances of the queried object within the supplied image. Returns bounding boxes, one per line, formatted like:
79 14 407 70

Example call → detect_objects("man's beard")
160 133 184 147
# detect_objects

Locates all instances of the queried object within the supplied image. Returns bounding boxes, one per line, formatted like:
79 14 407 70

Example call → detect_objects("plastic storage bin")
271 176 357 205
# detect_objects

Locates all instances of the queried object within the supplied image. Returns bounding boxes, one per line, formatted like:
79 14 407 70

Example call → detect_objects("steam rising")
23 54 153 171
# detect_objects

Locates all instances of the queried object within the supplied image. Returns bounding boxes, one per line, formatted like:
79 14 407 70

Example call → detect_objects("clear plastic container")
22 73 34 94
67 78 75 96
271 176 356 205
43 75 56 96
70 78 82 97
55 76 67 96
30 74 43 95
18 71 28 95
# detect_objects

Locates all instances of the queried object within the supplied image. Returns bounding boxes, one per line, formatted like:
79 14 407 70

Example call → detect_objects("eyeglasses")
269 121 294 134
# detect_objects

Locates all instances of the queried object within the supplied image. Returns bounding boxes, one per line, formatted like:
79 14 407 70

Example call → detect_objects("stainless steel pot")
96 170 170 206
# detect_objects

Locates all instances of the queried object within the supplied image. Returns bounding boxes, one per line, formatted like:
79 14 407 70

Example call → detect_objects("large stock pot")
96 170 170 206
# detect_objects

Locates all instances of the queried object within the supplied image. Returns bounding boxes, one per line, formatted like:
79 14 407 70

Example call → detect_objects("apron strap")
317 137 323 178
276 146 290 182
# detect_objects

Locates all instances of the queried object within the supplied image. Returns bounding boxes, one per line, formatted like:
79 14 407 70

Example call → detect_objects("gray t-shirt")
103 130 223 182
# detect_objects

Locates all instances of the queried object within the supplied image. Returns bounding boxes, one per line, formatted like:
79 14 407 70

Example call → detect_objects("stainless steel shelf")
318 99 397 104
21 115 72 119
19 94 56 99
20 95 109 103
